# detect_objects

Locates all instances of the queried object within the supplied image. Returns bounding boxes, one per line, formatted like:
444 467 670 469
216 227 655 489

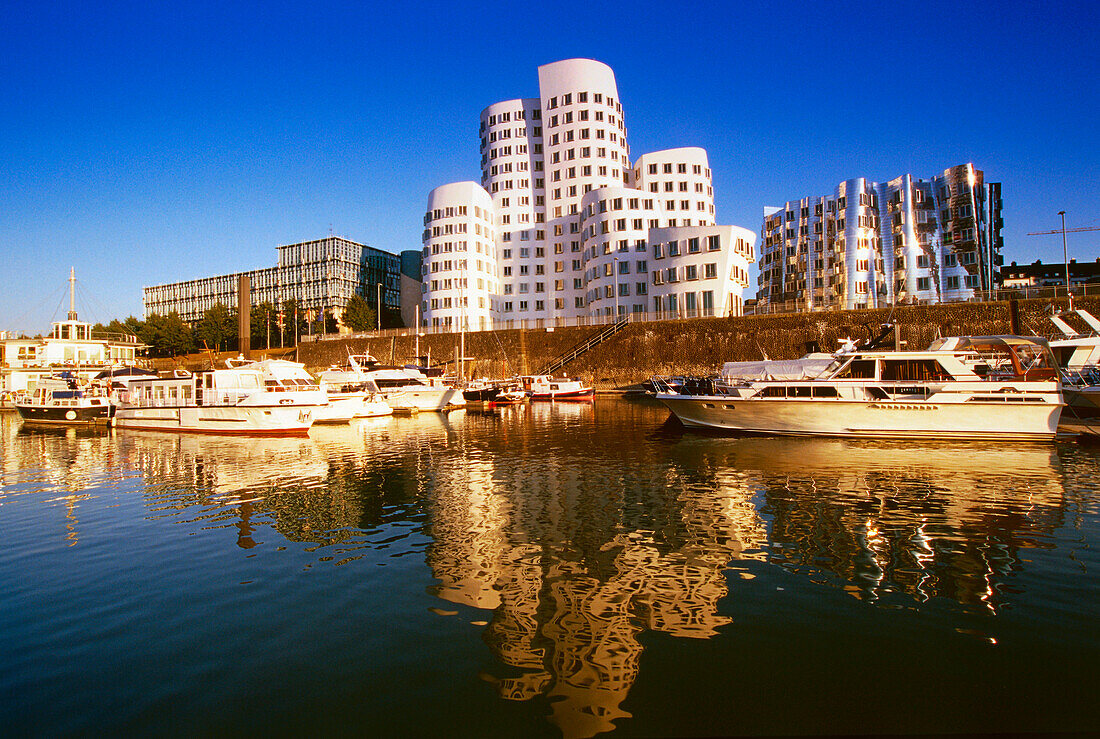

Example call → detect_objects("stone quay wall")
298 296 1100 390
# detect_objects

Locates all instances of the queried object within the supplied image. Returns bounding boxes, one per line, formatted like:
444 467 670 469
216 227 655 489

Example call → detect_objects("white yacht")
113 364 318 435
653 335 1063 441
318 354 463 412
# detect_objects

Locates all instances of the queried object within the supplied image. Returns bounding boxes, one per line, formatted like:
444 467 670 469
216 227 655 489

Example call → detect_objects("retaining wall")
297 297 1100 389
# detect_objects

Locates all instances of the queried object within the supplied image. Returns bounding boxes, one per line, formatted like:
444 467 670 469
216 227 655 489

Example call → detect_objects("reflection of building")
421 58 756 330
422 426 766 739
758 164 1004 311
142 236 401 326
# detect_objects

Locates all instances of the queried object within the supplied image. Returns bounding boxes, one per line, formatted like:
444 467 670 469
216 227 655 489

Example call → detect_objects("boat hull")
15 403 111 426
530 389 594 400
113 405 313 436
386 386 464 411
656 394 1062 441
313 393 368 424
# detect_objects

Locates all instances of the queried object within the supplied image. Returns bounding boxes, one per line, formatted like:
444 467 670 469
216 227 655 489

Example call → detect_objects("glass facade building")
143 237 400 323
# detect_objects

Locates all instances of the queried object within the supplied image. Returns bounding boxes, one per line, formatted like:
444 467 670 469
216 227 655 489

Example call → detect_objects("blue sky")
2 0 1097 332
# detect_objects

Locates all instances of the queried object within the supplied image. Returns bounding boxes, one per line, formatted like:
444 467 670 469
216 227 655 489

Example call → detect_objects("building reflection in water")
421 416 1067 739
2 405 1071 739
3 425 119 547
423 405 767 739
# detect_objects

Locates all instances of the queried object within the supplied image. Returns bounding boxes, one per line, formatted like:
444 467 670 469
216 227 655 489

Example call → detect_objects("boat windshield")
928 335 1059 379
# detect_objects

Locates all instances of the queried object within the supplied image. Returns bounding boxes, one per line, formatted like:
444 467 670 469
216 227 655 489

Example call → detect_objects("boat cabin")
122 369 268 408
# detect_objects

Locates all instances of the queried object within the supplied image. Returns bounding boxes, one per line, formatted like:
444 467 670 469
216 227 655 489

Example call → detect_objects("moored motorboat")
653 335 1063 441
1046 309 1100 434
462 381 502 404
14 372 113 426
519 375 594 401
318 378 394 419
113 364 317 435
319 354 464 411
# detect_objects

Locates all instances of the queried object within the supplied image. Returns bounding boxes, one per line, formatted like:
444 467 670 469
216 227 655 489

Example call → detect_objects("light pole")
376 282 382 332
1059 210 1070 297
613 258 619 319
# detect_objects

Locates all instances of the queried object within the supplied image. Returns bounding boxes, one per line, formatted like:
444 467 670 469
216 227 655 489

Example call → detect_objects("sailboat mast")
68 267 78 320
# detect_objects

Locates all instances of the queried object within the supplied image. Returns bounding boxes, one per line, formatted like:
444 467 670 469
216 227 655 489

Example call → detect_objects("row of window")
547 127 625 148
549 146 623 165
638 162 710 177
545 91 621 113
482 108 541 129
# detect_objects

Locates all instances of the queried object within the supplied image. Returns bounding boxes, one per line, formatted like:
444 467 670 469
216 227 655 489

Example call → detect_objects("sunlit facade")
421 59 755 329
757 163 1004 311
143 237 401 324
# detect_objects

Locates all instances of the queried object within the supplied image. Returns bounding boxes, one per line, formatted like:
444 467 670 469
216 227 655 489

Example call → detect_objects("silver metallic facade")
143 237 401 322
757 163 1003 311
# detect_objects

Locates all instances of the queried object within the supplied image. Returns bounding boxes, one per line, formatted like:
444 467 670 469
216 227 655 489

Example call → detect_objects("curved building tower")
422 182 498 331
421 58 756 329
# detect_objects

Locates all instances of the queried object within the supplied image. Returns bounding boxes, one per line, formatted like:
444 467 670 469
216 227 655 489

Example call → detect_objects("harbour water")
3 398 1099 737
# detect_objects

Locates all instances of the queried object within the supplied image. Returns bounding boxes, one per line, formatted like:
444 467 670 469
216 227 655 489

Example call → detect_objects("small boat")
113 364 318 435
319 353 464 411
463 381 502 403
317 378 394 419
519 375 594 401
14 372 113 426
491 384 529 405
652 335 1064 441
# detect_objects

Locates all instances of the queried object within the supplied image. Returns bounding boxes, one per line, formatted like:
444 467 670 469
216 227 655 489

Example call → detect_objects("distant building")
143 237 401 327
420 58 755 330
1 317 143 394
1001 259 1100 288
757 164 1004 311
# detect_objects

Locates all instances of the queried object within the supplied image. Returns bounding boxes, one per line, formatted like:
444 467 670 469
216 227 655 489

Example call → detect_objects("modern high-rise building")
143 236 401 324
421 58 755 330
757 164 1003 312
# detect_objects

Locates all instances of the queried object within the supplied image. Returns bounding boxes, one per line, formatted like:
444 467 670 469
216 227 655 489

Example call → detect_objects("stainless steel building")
757 163 1003 312
143 237 401 324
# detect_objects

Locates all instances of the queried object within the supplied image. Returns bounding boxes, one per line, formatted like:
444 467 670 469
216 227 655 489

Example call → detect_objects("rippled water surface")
3 399 1099 737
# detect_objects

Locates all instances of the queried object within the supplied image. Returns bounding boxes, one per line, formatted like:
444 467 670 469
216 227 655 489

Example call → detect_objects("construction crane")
1026 226 1100 236
1025 217 1098 296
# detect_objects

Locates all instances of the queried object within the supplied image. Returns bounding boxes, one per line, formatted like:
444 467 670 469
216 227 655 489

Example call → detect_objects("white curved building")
422 182 498 331
633 148 716 228
581 186 659 318
421 59 757 329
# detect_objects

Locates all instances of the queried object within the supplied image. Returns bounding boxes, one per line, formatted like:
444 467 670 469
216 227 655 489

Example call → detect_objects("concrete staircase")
538 316 631 376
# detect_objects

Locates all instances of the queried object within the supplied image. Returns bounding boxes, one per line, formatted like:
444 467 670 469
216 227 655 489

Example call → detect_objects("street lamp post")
1059 210 1070 298
376 282 382 332
613 258 620 319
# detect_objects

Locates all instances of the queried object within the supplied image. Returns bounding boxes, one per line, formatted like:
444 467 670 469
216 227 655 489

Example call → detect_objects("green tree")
139 313 166 356
122 315 145 339
195 302 236 352
342 294 376 332
251 301 276 349
161 312 194 357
